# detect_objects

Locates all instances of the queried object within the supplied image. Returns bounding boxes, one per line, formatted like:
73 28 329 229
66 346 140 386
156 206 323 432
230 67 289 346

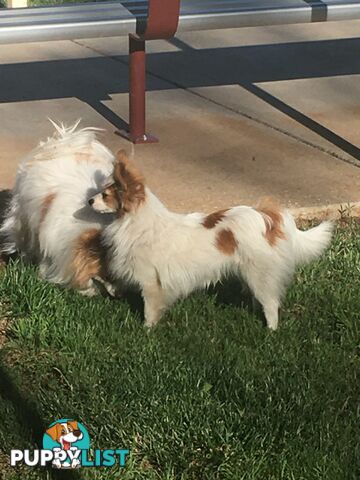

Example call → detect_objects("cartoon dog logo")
44 420 85 469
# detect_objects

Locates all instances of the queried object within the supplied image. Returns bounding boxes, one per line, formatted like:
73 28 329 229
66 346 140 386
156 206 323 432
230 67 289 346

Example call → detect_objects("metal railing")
2 1 360 45
178 0 360 30
0 1 143 44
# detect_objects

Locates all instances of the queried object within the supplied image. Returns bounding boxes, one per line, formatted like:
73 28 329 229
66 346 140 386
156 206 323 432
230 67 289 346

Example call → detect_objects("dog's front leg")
71 457 81 468
52 455 62 469
51 447 63 469
142 283 168 328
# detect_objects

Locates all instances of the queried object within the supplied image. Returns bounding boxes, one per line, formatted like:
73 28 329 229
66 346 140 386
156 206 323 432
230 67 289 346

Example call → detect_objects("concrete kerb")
290 201 360 221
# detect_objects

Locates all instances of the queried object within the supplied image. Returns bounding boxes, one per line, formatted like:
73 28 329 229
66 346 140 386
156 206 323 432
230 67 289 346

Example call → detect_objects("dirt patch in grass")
0 318 10 348
0 297 11 349
0 450 12 480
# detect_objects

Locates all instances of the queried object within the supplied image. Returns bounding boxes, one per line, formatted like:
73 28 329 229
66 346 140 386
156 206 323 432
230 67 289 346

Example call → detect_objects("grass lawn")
0 219 359 479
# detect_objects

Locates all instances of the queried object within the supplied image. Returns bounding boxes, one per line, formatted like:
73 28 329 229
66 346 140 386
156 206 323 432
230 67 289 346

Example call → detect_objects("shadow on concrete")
241 83 360 160
0 37 360 157
304 0 328 22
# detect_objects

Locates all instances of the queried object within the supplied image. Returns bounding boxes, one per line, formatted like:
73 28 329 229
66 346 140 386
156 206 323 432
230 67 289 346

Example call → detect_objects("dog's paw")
52 459 62 469
78 286 98 297
92 276 122 298
71 458 81 468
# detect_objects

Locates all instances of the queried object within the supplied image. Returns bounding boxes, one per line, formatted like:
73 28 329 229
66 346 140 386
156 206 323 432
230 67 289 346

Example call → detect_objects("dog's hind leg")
260 297 280 330
242 269 283 330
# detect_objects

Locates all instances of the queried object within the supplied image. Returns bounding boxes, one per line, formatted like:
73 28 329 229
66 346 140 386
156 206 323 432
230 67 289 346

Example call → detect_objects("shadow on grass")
0 363 81 479
0 188 80 477
117 279 265 327
209 277 266 327
0 190 11 226
0 189 12 265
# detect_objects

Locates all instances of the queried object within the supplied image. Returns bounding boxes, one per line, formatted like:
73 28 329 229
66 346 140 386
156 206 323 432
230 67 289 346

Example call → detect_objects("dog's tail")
293 221 333 266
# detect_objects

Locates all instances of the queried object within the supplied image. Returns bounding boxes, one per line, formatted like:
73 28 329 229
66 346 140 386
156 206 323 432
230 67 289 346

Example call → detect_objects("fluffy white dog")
89 151 333 330
0 122 115 295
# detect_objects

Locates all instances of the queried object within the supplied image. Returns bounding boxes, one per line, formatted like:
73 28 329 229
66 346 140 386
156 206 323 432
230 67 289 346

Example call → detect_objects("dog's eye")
61 429 66 434
102 192 108 199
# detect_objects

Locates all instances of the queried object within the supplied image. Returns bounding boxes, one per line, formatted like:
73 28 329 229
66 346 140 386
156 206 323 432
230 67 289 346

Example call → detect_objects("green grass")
0 220 359 479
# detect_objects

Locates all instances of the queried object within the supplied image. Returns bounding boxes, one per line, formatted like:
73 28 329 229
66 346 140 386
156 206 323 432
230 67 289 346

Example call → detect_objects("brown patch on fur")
216 228 237 255
256 197 286 246
113 150 145 215
71 228 106 288
75 152 107 165
40 192 56 224
75 152 91 163
202 209 228 229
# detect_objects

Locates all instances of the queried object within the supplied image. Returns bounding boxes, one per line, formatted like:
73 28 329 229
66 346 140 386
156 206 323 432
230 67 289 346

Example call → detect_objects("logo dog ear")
46 423 61 442
68 420 79 431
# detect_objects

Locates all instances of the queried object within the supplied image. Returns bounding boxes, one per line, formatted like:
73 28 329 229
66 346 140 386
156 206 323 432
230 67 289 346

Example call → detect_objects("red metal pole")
142 0 181 40
127 34 158 144
121 1 180 144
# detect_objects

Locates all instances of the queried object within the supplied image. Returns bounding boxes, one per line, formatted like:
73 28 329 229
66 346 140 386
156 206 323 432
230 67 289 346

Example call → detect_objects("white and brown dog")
46 420 83 468
90 151 333 330
0 122 116 295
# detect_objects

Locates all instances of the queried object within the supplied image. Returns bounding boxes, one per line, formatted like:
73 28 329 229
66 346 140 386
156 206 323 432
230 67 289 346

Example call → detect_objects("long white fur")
100 188 333 330
0 122 115 291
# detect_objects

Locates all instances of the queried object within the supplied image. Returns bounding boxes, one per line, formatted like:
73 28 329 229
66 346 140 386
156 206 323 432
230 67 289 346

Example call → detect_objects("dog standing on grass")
0 121 115 296
89 151 333 330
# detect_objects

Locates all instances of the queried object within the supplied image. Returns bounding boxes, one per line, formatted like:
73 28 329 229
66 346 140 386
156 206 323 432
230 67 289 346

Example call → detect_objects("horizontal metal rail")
0 0 360 45
0 1 144 44
178 0 360 31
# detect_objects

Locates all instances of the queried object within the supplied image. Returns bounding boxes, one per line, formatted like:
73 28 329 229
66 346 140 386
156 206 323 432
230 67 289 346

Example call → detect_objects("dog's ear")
46 423 61 442
113 149 145 213
68 420 79 431
114 149 130 167
113 149 144 188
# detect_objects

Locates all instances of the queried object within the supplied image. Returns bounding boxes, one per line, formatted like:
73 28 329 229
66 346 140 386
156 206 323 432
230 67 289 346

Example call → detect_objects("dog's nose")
73 430 82 437
88 198 94 206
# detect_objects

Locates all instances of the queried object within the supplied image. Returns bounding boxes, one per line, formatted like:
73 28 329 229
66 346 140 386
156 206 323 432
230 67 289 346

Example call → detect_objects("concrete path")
0 21 359 213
